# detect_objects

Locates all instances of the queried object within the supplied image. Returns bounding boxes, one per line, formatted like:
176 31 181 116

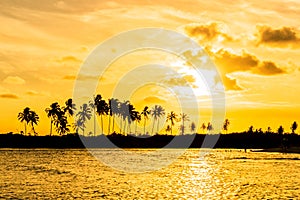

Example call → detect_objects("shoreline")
1 133 300 151
252 147 300 154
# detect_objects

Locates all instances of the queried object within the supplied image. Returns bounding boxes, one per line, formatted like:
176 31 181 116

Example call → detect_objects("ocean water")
1 149 300 199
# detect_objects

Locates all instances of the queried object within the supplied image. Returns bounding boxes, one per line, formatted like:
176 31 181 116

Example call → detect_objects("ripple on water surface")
1 149 300 199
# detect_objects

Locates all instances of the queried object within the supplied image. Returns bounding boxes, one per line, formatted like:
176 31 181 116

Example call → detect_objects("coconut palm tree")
151 105 165 135
201 123 206 133
278 125 284 135
18 107 31 135
28 110 39 135
190 122 196 133
89 96 97 136
18 107 39 135
117 100 128 134
127 103 136 135
56 115 70 135
62 98 76 133
133 111 141 135
73 118 84 135
45 102 61 136
166 111 179 135
63 98 76 117
95 95 109 135
108 98 120 134
266 127 272 134
180 113 189 135
165 125 171 135
207 122 213 133
141 106 150 135
291 121 298 134
223 119 230 134
109 98 120 133
76 103 92 136
107 99 112 134
248 126 254 134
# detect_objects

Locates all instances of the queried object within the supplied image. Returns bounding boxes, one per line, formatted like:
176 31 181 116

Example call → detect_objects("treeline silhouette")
16 95 227 136
1 131 300 149
2 95 299 149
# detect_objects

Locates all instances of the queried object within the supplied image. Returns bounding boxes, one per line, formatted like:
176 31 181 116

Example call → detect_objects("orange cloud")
213 49 259 73
212 48 285 75
253 61 285 75
222 76 242 90
256 25 300 47
185 22 233 42
58 56 81 63
63 75 76 80
0 93 18 99
209 48 286 90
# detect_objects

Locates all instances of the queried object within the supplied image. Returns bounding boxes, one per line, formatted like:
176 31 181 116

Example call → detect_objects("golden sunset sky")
1 0 300 134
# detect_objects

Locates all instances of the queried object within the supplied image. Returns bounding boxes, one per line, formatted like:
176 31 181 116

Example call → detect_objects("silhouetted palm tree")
291 121 298 134
18 107 31 135
266 126 272 134
180 113 189 135
223 119 230 134
107 99 113 134
45 102 61 136
63 98 76 133
167 111 178 135
18 107 39 135
119 100 130 135
73 118 84 135
95 95 109 135
56 115 70 135
63 98 76 117
165 125 171 135
141 106 150 135
190 122 196 133
76 103 92 136
109 98 120 133
248 125 254 134
207 122 213 133
201 123 206 133
28 110 39 135
278 125 284 135
127 103 136 135
151 105 165 135
89 96 97 136
133 111 141 135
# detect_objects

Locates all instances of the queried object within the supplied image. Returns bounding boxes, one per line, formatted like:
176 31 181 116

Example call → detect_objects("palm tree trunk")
101 115 104 135
152 119 155 135
135 121 137 135
157 119 159 134
127 122 130 135
171 124 173 135
144 116 146 135
112 115 115 133
120 117 122 134
108 115 111 134
50 120 52 136
24 122 27 135
123 119 127 135
94 109 96 136
129 123 131 134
